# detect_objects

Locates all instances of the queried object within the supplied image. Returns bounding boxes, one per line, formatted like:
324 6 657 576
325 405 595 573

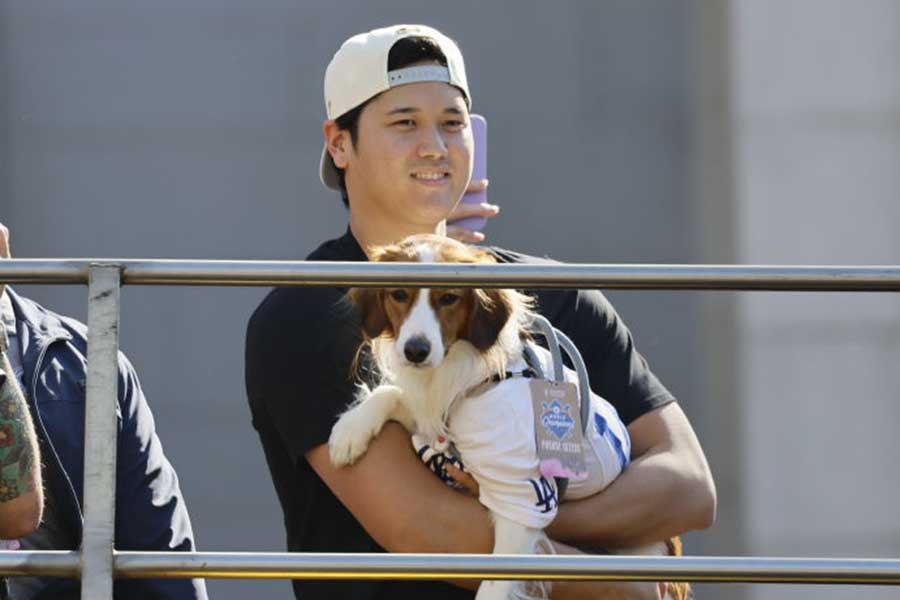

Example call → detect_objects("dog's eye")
438 293 459 306
390 289 409 302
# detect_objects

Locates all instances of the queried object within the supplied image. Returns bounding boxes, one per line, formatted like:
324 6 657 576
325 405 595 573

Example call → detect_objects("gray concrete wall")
1 2 701 598
727 1 900 598
684 2 745 597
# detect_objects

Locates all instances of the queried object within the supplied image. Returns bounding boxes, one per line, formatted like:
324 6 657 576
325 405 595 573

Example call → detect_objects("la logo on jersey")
540 398 575 440
529 476 558 513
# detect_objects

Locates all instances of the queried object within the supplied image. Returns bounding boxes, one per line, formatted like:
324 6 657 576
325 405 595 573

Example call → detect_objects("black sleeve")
490 247 675 425
245 286 363 464
534 288 675 425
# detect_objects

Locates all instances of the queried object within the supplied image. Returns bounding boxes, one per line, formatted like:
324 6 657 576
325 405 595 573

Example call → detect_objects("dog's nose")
404 336 431 364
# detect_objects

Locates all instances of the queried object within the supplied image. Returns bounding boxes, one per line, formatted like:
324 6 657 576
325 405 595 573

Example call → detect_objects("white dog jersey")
413 345 631 529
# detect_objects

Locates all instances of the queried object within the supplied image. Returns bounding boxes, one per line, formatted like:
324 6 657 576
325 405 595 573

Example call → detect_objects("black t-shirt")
244 228 675 600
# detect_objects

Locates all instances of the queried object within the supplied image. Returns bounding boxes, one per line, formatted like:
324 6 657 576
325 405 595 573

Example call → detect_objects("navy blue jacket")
9 289 207 599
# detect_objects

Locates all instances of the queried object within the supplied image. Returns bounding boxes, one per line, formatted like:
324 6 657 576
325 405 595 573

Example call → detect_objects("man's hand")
446 462 479 497
446 179 499 243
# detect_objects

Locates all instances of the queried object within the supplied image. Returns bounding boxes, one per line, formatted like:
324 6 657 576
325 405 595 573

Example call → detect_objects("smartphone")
449 113 488 231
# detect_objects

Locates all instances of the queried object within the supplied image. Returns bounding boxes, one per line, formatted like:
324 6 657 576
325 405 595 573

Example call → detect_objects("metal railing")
2 258 900 598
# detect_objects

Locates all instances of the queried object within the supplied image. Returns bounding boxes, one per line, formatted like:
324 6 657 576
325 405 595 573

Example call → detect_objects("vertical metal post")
81 265 122 599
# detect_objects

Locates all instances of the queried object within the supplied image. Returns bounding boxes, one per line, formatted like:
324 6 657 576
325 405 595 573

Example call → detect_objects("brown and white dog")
331 234 532 461
329 234 690 600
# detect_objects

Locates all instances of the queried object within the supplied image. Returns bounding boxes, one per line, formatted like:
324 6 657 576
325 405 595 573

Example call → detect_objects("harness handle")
527 314 591 434
526 315 594 502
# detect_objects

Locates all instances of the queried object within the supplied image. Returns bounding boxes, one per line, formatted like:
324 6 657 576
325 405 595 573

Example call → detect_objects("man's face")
342 81 473 228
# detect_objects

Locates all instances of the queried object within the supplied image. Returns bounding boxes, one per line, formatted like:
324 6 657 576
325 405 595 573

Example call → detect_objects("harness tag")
530 379 588 481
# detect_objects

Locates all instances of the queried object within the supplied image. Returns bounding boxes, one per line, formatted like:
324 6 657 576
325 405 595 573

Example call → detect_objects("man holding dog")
246 24 715 599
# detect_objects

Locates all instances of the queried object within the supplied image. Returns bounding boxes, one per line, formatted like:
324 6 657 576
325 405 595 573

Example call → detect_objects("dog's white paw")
329 409 378 467
477 580 548 600
475 580 517 600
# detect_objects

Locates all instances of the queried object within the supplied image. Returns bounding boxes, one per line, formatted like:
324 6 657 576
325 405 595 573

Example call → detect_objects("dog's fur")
339 235 532 447
329 234 690 600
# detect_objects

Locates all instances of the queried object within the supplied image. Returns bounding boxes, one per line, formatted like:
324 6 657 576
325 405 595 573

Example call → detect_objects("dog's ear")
465 288 512 351
346 288 390 339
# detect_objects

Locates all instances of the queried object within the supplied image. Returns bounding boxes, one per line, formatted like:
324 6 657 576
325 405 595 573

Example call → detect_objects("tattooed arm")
0 348 42 538
0 221 42 537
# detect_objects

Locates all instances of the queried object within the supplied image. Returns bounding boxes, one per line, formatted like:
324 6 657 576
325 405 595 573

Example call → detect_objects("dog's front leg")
476 513 549 600
329 385 411 467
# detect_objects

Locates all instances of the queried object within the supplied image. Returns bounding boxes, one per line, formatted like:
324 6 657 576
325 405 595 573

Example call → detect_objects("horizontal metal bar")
1 259 900 291
112 552 900 584
1 551 899 584
0 551 80 576
0 260 90 285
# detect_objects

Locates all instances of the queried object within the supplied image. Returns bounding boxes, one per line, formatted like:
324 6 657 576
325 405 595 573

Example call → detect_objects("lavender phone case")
450 114 488 231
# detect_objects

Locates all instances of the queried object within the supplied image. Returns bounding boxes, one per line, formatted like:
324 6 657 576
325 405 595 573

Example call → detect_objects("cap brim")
319 145 341 191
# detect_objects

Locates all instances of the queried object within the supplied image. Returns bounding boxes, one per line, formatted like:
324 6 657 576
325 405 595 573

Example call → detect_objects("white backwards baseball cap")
319 24 472 191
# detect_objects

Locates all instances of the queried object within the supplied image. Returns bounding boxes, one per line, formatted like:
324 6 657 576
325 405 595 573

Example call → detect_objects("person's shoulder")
486 246 578 298
245 232 366 390
481 247 618 325
307 238 342 261
248 285 353 341
8 289 88 341
305 228 364 262
248 231 361 334
487 245 559 266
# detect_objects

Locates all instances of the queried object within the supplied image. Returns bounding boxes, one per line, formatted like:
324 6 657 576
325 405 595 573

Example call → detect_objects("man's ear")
465 289 512 351
323 120 351 169
346 288 389 339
